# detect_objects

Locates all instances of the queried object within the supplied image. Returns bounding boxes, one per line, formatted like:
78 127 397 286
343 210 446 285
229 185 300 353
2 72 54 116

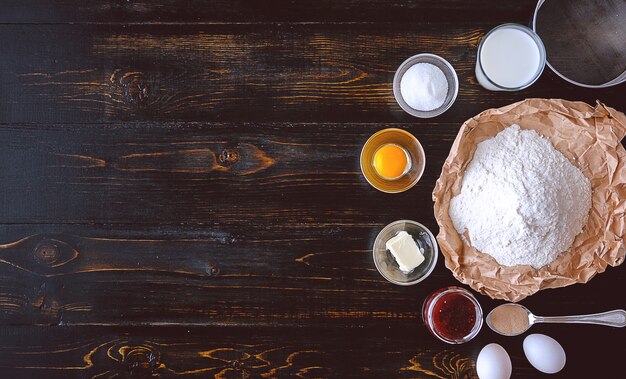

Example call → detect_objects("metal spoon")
486 303 626 336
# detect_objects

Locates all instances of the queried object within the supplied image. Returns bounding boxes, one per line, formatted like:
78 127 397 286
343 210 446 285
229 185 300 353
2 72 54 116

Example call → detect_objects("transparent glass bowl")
360 128 425 193
393 53 459 118
373 220 438 286
422 286 483 344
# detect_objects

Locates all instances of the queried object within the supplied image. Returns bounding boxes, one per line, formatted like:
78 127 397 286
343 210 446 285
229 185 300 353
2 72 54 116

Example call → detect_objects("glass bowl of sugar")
393 53 459 118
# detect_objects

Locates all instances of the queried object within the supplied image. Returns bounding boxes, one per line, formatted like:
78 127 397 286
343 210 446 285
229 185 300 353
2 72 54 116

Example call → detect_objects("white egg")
523 334 566 374
476 343 512 379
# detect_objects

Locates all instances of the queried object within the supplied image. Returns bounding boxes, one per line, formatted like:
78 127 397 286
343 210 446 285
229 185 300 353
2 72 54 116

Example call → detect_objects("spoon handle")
534 309 626 328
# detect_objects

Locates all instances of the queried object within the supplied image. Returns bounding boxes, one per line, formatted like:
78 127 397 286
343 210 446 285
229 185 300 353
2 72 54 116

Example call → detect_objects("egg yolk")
373 144 409 179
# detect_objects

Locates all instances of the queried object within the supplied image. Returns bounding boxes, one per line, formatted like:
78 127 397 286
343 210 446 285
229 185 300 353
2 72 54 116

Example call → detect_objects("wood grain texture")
0 1 625 378
0 325 485 378
0 122 454 224
0 24 623 124
0 222 623 328
2 0 537 23
0 323 623 378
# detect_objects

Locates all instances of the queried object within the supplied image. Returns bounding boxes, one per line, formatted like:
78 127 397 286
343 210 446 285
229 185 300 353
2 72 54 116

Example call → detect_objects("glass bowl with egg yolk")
360 128 425 193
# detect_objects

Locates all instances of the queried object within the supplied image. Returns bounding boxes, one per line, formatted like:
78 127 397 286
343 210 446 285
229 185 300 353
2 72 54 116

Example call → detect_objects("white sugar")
449 125 591 269
400 63 448 111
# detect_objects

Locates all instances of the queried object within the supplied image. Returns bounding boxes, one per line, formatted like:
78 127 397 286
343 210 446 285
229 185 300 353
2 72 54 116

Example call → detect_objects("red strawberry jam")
423 287 482 343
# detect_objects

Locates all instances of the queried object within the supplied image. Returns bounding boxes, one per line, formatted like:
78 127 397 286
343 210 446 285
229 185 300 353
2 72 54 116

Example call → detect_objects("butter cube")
385 231 425 273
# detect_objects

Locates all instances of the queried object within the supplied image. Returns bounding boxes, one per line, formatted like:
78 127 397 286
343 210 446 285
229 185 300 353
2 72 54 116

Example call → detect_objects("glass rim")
372 219 438 286
359 128 425 194
424 287 483 344
477 23 547 91
392 53 459 118
532 0 626 88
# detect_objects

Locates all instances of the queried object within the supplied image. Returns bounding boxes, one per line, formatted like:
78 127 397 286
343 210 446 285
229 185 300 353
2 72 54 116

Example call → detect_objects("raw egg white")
476 343 512 379
523 334 566 374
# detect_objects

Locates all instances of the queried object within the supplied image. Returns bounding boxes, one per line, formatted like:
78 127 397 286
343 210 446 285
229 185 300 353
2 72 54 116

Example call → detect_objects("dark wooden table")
0 1 624 378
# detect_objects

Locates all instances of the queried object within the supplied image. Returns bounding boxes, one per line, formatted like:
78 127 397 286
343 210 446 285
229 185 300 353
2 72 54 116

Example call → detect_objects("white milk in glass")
476 24 544 91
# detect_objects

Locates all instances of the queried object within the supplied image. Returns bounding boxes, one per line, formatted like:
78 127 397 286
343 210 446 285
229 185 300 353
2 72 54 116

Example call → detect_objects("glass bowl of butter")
373 220 438 286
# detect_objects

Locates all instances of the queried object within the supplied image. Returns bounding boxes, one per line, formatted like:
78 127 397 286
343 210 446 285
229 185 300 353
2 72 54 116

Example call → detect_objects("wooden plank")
1 0 537 23
0 222 448 326
0 24 623 124
0 122 457 224
0 222 623 327
0 325 482 378
0 324 623 378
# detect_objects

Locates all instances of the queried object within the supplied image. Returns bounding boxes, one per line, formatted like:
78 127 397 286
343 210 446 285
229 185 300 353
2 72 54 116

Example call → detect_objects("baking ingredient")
449 124 591 268
385 231 424 273
373 144 410 180
423 287 482 343
400 63 448 111
476 343 512 379
432 292 477 340
477 25 542 90
523 334 566 374
490 304 530 335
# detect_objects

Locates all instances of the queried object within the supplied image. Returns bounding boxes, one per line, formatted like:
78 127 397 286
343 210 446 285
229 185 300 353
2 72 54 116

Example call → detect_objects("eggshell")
476 343 512 379
523 334 566 374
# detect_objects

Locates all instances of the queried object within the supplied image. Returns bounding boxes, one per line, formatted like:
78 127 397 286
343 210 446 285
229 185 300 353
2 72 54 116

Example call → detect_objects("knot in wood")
122 73 150 105
219 148 240 165
33 242 60 266
206 263 220 276
231 360 244 369
124 347 159 378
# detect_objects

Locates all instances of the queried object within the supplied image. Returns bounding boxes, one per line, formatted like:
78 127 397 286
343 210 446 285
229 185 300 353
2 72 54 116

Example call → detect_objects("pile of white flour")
449 124 591 269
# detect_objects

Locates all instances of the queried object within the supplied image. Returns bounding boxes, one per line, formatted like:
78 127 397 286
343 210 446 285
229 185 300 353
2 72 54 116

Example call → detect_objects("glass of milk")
476 23 546 91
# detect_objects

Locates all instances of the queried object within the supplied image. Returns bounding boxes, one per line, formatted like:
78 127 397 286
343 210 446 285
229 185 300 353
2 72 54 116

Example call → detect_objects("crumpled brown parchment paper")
432 99 626 302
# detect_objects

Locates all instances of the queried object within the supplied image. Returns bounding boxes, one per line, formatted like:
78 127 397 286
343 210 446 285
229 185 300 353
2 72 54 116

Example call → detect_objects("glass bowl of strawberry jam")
422 286 483 344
